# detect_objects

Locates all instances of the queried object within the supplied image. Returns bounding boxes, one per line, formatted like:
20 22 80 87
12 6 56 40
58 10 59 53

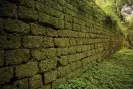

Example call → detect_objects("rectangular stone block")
43 37 54 48
57 66 67 78
5 49 30 65
23 35 43 48
31 48 56 60
4 19 30 34
15 62 38 79
52 77 66 89
67 54 76 63
0 1 17 18
44 70 57 84
70 62 77 71
18 6 38 21
0 50 4 67
57 56 68 66
54 38 69 47
46 28 58 37
68 46 77 54
64 21 72 30
0 33 21 49
56 48 68 56
29 75 43 89
69 38 77 46
13 78 29 89
36 2 51 14
38 84 51 89
39 58 57 72
39 12 51 24
17 0 35 9
0 67 13 84
30 23 46 35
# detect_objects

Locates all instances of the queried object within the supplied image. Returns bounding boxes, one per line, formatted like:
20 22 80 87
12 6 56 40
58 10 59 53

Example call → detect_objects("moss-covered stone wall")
0 0 123 89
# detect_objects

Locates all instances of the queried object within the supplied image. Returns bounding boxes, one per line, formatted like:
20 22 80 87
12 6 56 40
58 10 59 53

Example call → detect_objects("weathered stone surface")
54 38 69 47
29 75 43 89
30 23 46 35
44 70 57 84
46 28 58 37
0 1 17 17
13 78 29 89
39 58 57 72
39 12 51 24
31 48 56 60
5 49 30 65
23 36 43 48
67 54 76 63
58 56 68 66
15 62 38 79
0 67 13 84
18 6 38 21
0 33 21 49
4 19 30 34
17 0 35 9
57 66 67 78
0 50 4 67
0 18 3 32
43 37 54 48
38 84 51 89
52 77 66 89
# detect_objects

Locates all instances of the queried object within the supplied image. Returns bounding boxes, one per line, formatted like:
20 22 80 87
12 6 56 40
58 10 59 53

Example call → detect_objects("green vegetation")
95 0 133 32
57 48 133 89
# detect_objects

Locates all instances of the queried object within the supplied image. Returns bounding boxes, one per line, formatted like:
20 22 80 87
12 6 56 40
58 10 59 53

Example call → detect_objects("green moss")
57 48 133 89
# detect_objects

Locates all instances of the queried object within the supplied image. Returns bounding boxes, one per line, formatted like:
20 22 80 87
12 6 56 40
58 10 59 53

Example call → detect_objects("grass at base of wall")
56 48 133 89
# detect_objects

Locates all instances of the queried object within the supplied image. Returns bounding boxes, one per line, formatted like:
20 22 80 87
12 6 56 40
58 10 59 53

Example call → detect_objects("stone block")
39 58 57 72
36 2 51 14
67 54 76 63
18 6 38 21
39 12 51 24
13 78 29 89
0 18 3 32
44 70 57 84
50 9 64 19
64 21 72 30
0 33 21 49
70 62 77 71
64 64 72 74
54 38 69 47
52 77 66 89
29 75 43 89
58 30 68 37
23 36 43 48
57 56 68 66
51 17 64 29
0 67 13 84
31 48 56 60
0 84 14 89
17 0 35 9
46 28 58 37
0 1 17 18
69 38 77 46
30 23 46 35
15 62 38 79
68 46 77 54
56 48 68 56
5 49 30 65
4 19 30 34
0 50 4 66
57 67 67 78
43 37 54 48
38 84 51 89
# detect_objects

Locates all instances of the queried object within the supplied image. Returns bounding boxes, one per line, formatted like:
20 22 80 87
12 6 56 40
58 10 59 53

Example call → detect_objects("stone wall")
0 0 123 89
